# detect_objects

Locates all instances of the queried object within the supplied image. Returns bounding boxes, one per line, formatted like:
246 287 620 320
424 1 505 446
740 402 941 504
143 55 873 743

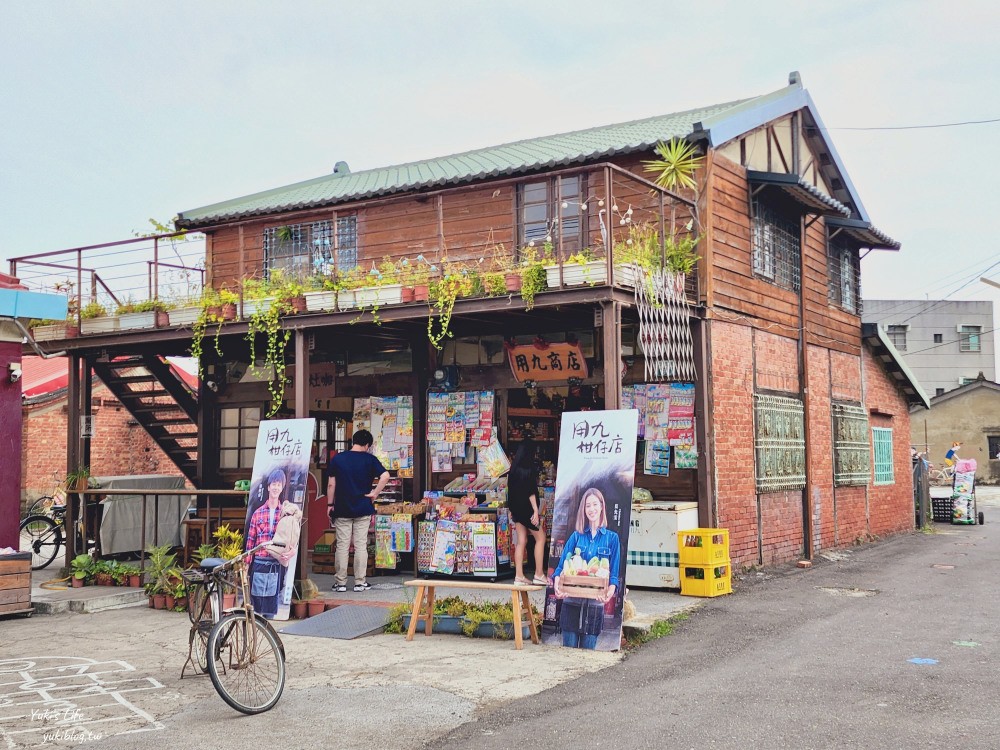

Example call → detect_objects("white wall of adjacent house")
862 299 997 398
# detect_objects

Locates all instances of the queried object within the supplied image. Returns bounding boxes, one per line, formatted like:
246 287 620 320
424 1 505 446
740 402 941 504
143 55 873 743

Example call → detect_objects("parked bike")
181 540 287 714
18 503 95 570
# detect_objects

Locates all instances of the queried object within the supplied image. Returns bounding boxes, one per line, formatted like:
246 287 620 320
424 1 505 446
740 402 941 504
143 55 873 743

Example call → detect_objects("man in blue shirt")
326 430 390 593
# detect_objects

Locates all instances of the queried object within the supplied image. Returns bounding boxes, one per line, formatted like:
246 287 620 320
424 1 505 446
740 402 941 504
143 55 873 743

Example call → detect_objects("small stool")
181 518 208 566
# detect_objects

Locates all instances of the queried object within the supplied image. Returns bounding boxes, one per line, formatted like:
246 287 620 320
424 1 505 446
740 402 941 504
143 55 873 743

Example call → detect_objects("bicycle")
18 502 94 570
929 463 955 485
181 541 287 714
23 473 70 518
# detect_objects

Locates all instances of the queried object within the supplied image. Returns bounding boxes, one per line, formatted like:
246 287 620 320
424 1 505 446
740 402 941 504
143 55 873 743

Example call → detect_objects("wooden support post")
601 301 622 410
294 329 311 590
65 355 80 561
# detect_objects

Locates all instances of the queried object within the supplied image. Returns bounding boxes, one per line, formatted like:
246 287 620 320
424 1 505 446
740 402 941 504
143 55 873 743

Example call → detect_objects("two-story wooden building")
17 72 926 569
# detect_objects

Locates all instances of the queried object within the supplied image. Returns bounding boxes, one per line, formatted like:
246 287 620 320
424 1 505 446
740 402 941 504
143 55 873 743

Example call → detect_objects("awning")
747 171 851 217
861 323 930 410
826 217 900 251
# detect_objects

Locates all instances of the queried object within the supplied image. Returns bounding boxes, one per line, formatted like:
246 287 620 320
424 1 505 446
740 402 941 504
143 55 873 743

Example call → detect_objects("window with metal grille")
517 175 586 254
754 393 806 492
886 325 907 351
872 427 894 485
832 403 870 485
220 406 260 470
263 217 358 279
933 333 943 343
751 198 801 292
959 325 982 352
826 236 861 314
988 436 1000 460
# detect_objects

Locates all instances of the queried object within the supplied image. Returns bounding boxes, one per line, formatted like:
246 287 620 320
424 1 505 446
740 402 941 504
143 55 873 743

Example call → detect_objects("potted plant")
482 271 507 297
291 599 308 619
213 525 243 609
122 563 142 588
79 300 117 334
70 553 94 588
303 273 340 312
545 247 606 287
355 257 403 309
115 298 171 330
170 578 188 611
306 599 326 617
270 269 309 315
144 543 179 609
31 316 80 342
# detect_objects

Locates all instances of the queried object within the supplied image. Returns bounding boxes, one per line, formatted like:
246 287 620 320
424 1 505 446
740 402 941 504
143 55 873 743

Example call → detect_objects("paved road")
431 490 1000 750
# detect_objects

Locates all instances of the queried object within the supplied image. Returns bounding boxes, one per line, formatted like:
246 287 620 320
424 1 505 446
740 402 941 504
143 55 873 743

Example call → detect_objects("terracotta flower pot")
165 595 176 610
71 577 84 588
324 600 339 612
221 303 237 321
306 600 326 618
155 311 170 328
413 284 429 302
291 600 307 620
66 324 80 338
222 593 237 610
128 574 142 588
174 596 187 610
206 305 222 320
400 287 416 303
505 273 522 292
153 593 167 610
288 296 308 314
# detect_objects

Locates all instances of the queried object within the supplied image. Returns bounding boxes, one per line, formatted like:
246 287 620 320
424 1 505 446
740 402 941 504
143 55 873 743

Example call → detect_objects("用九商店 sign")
506 341 589 383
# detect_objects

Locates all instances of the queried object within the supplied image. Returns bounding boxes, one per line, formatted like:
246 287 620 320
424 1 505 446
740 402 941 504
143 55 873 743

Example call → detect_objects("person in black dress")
507 440 548 585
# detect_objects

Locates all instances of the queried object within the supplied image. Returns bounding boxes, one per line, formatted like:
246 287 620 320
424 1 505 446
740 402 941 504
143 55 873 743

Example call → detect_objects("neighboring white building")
863 300 995 397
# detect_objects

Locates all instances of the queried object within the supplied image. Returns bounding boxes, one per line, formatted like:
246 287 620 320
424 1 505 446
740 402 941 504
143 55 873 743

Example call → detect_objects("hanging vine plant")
427 268 472 350
244 282 295 417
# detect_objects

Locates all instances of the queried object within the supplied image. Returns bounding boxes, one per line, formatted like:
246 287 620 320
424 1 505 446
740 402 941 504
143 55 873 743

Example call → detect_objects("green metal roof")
175 98 752 228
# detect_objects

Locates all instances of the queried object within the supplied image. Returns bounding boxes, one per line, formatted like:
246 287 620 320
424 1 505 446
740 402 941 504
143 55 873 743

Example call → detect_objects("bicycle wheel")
206 613 285 714
19 515 63 570
25 496 54 517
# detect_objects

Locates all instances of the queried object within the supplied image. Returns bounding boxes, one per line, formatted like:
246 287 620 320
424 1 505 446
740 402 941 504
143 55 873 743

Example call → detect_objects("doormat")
279 604 392 640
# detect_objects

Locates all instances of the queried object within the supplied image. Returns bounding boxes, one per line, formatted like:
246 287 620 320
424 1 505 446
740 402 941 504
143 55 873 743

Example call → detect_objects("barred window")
872 427 894 485
827 237 861 314
751 198 800 292
832 403 870 486
754 393 806 492
886 325 907 351
959 325 982 352
263 217 358 279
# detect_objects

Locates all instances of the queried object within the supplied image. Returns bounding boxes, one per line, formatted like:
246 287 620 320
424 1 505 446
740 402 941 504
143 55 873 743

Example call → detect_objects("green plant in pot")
143 543 179 607
80 300 108 320
213 525 243 607
70 553 94 587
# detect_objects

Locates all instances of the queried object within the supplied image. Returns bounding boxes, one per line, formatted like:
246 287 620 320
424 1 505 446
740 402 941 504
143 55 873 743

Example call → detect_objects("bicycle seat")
199 557 226 571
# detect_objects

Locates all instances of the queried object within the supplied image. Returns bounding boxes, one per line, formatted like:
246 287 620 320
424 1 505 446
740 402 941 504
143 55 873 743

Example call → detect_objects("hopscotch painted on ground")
0 657 166 747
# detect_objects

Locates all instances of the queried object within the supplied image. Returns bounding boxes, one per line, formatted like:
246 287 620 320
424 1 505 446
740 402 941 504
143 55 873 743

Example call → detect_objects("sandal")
532 576 550 586
514 576 531 585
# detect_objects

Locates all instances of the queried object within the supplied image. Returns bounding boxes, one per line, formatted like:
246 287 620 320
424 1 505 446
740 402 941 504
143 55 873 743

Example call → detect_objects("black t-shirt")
328 451 387 518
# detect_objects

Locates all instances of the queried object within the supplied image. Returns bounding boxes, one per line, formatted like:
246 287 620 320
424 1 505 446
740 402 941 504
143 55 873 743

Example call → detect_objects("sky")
3 1 1000 318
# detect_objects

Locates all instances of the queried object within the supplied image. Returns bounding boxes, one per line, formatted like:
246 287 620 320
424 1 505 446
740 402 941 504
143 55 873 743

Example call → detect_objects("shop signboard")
244 418 316 621
506 341 588 383
543 409 638 651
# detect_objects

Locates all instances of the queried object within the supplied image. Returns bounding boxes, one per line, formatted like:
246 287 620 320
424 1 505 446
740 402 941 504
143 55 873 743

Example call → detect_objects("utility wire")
826 117 1000 131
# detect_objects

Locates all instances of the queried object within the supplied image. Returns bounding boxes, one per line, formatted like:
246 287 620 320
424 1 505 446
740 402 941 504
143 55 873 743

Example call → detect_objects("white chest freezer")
626 501 699 588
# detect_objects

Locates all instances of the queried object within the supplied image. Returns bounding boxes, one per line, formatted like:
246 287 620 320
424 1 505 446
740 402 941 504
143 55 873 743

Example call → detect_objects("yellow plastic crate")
680 562 732 597
678 528 730 565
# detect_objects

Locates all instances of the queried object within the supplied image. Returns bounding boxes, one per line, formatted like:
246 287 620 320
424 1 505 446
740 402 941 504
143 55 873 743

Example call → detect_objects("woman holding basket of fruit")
553 487 621 649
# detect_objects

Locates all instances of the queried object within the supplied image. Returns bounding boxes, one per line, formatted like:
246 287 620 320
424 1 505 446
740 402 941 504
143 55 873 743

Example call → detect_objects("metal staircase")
90 355 199 484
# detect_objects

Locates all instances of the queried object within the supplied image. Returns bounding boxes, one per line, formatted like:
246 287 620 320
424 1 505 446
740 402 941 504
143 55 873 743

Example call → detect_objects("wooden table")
403 578 545 650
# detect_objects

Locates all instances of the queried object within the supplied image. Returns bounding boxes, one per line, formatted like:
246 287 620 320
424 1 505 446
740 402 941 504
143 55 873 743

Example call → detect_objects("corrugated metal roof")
176 99 751 228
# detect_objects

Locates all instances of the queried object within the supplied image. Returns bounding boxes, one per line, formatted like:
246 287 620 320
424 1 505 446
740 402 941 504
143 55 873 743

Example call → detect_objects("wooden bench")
403 579 545 650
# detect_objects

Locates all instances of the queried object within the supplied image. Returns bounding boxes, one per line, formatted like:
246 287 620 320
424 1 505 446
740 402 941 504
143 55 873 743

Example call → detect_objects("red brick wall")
709 320 759 566
864 347 914 537
759 491 803 564
754 330 799 393
21 386 182 512
830 350 862 402
807 346 834 551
